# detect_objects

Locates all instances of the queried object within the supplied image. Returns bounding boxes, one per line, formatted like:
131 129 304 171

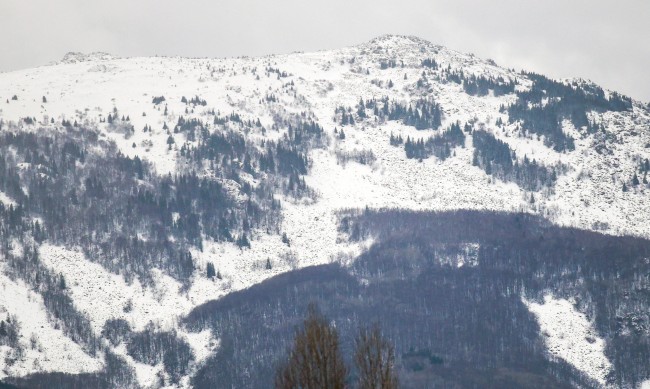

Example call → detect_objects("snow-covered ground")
0 35 649 385
39 245 196 333
523 294 612 386
0 271 103 379
1 36 647 240
0 192 16 207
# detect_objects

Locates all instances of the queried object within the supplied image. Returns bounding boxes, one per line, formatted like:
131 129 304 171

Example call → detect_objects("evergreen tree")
357 98 367 119
282 233 290 246
237 234 250 249
472 149 479 166
206 262 216 278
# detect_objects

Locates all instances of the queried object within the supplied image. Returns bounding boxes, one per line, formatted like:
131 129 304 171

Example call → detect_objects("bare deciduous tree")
276 304 347 389
355 325 398 389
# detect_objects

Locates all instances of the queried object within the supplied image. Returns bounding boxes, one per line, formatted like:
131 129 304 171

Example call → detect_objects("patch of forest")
335 96 443 131
506 73 632 152
471 130 564 191
182 209 650 388
0 107 326 385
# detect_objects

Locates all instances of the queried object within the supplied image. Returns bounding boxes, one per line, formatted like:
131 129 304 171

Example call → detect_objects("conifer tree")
206 262 216 278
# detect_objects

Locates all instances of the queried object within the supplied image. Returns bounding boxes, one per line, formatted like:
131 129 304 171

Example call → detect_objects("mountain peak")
61 51 117 64
361 34 441 51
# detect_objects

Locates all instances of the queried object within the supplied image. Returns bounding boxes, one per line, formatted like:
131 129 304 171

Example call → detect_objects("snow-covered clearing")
0 272 102 379
523 294 612 386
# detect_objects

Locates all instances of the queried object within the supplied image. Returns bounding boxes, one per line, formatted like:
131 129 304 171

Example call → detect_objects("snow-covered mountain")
0 35 649 388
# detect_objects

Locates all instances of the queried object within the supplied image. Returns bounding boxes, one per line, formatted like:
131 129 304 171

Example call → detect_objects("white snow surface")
0 192 16 207
38 245 219 387
39 244 196 332
523 294 612 386
111 343 160 389
0 271 103 379
0 35 649 385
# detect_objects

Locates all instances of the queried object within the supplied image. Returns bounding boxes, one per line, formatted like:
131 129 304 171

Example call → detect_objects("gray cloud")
1 0 648 101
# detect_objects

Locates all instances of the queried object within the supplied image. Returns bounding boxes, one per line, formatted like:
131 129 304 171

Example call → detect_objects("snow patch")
438 243 479 268
0 192 16 207
523 294 612 385
0 272 102 379
112 343 161 389
38 244 192 332
184 329 218 365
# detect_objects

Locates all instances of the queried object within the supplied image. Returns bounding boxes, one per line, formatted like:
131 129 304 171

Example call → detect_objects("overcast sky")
1 0 648 101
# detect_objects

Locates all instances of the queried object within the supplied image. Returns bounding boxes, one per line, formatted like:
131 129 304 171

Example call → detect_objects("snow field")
523 294 612 386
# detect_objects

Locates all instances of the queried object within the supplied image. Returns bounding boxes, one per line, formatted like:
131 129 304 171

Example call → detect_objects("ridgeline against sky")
1 0 649 101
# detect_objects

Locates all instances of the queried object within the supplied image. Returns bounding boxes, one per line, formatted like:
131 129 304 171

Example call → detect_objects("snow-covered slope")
2 35 648 239
0 35 649 387
0 272 103 379
523 294 612 386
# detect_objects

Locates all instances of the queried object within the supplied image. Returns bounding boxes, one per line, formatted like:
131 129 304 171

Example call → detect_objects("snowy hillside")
0 35 649 388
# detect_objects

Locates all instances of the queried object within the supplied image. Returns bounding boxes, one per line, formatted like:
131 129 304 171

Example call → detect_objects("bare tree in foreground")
276 304 348 389
355 325 398 389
